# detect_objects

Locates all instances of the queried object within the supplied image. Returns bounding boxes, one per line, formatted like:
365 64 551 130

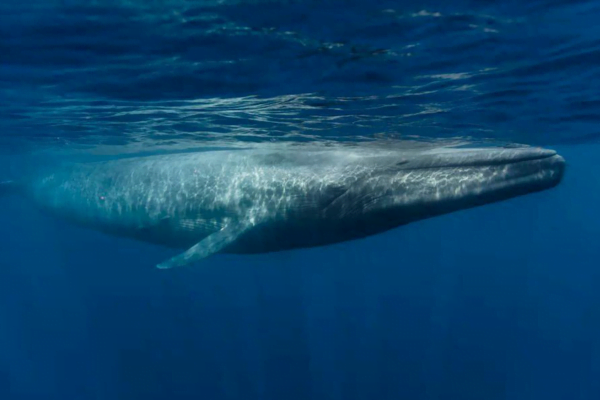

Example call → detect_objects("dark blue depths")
1 0 600 399
1 146 599 400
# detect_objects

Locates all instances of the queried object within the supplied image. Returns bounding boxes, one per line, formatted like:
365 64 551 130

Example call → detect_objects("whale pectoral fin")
156 222 249 269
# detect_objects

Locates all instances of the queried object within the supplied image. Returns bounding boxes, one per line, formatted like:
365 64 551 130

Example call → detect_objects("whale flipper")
156 222 249 269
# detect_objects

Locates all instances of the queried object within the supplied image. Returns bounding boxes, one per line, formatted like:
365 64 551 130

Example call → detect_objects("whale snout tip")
514 146 557 160
549 153 566 184
551 153 565 165
540 148 557 158
530 152 565 191
521 148 565 185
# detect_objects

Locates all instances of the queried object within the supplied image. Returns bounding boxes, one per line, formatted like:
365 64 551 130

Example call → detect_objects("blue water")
1 1 600 399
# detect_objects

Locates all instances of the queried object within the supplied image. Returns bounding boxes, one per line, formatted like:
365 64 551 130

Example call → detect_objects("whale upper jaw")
398 147 561 171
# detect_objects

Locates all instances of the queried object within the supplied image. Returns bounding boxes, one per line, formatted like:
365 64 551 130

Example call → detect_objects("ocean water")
1 1 600 399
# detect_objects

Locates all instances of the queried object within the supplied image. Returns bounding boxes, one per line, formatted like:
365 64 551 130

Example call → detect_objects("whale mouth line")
401 150 559 171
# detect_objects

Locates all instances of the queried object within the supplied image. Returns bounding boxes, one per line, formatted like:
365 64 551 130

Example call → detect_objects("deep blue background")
3 145 599 400
1 1 600 399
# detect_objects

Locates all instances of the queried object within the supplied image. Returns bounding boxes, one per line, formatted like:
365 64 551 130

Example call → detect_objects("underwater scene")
1 1 600 399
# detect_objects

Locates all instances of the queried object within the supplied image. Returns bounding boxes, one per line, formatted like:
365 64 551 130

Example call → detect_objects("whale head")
337 146 565 234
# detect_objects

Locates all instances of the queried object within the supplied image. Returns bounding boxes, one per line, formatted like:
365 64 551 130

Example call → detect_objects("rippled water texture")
2 0 600 153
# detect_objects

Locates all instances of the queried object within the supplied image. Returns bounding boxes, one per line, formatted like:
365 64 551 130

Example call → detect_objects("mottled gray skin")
22 145 565 267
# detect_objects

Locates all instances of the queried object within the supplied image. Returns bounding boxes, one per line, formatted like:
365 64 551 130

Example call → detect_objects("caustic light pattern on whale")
1 144 565 269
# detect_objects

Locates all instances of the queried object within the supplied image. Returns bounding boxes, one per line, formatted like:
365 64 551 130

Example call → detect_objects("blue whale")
1 144 565 268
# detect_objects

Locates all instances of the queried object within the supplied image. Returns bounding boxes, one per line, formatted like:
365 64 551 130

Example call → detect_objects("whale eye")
395 160 409 166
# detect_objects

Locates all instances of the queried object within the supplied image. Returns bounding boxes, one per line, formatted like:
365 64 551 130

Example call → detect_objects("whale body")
2 144 565 268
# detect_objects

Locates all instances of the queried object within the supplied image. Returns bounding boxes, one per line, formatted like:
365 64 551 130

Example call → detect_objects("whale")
0 144 565 269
